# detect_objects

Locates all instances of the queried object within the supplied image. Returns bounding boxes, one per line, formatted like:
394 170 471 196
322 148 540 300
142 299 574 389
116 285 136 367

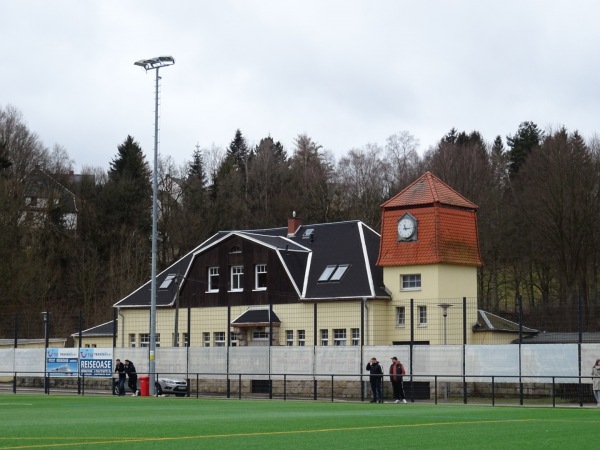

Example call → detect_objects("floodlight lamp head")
134 56 175 71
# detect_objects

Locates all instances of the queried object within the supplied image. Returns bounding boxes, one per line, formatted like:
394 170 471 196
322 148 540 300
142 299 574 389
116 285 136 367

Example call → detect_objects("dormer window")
318 264 349 282
229 246 242 254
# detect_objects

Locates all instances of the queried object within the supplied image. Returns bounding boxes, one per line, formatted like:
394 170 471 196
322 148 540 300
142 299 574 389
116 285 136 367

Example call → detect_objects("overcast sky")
3 0 600 172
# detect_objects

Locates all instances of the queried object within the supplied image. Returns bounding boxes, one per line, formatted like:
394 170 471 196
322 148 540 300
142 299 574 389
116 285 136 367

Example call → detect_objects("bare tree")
385 130 421 193
335 143 390 228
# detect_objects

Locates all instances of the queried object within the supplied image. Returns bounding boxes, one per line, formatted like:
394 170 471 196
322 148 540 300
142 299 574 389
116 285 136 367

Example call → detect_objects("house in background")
104 171 537 349
20 165 92 231
72 321 115 348
114 218 388 348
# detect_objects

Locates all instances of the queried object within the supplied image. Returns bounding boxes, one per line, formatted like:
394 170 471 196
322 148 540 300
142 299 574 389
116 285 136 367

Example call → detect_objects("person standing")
366 357 384 403
389 356 407 403
592 359 600 407
115 359 126 396
125 359 138 396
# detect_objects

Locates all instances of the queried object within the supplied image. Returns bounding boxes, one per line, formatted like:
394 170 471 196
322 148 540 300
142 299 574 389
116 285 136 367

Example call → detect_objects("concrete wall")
2 344 599 382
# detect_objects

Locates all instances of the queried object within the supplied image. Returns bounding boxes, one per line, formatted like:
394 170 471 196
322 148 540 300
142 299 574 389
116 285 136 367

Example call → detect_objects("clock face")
398 218 415 240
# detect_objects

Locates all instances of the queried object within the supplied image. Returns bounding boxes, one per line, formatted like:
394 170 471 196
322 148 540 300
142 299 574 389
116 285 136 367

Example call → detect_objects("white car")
155 377 188 397
113 376 188 396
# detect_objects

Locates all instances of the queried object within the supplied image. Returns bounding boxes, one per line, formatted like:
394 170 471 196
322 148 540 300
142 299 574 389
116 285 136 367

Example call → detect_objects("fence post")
518 295 523 405
462 296 467 404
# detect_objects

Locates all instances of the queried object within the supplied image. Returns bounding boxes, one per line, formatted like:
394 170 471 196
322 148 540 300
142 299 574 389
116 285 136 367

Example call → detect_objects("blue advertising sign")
78 348 114 377
46 348 78 377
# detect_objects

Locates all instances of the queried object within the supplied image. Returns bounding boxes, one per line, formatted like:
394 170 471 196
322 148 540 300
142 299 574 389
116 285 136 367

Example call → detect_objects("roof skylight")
302 228 314 239
318 264 349 282
159 273 176 289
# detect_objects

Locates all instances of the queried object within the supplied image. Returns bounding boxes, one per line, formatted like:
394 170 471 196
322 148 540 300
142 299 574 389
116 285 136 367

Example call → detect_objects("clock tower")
377 172 483 344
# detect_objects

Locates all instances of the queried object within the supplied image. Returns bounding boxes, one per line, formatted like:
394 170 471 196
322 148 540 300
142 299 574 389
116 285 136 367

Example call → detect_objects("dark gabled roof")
70 320 115 337
22 166 78 213
231 307 281 326
512 332 600 344
472 310 539 334
113 239 204 308
114 219 389 308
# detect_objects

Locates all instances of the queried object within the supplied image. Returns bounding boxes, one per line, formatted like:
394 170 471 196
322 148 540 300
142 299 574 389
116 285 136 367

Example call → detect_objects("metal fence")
0 370 597 407
2 295 598 347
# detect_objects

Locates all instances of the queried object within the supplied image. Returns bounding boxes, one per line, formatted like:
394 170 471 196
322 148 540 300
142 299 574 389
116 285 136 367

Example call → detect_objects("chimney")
287 211 301 237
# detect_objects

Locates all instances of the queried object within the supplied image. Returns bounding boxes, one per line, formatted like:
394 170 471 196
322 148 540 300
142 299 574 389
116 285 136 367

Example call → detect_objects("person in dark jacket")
124 359 138 396
366 357 384 403
389 356 407 403
115 359 126 396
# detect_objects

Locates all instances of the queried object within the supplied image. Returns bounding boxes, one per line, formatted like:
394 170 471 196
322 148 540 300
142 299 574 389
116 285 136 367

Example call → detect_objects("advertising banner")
78 348 114 377
46 348 78 377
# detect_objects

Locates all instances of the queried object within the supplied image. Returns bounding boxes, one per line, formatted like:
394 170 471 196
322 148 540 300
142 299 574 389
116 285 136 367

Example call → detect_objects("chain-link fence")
1 295 598 347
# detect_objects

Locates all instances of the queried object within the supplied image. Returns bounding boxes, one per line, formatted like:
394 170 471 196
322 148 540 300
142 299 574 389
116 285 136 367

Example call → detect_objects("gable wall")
181 236 299 308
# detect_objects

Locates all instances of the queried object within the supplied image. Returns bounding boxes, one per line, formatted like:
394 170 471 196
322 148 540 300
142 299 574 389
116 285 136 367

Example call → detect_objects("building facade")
92 172 533 349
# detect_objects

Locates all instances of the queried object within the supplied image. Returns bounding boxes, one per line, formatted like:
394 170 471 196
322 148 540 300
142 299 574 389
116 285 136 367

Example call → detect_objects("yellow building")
106 172 535 350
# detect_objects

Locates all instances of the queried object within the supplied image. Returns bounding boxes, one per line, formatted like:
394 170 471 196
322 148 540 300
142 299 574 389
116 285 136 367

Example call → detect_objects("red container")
139 376 150 396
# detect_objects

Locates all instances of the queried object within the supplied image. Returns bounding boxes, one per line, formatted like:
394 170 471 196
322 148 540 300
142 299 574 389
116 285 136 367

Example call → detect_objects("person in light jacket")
389 357 407 404
592 359 600 407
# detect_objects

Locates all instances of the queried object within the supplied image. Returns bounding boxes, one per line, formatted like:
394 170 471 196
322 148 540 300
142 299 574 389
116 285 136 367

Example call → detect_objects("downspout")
362 297 368 346
118 307 125 348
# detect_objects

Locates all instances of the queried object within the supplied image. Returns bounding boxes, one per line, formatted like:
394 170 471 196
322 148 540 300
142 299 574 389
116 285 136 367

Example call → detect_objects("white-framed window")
208 267 219 292
255 264 267 290
183 333 189 347
129 333 136 348
203 332 210 347
298 330 305 346
321 329 329 346
84 344 97 348
333 328 346 346
253 328 270 340
140 333 160 348
286 330 294 346
418 305 427 326
396 306 406 327
230 265 244 291
352 328 360 346
401 274 421 290
230 333 237 347
214 331 226 347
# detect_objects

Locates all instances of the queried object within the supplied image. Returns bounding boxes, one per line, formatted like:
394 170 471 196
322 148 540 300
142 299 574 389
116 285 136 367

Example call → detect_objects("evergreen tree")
506 121 543 176
227 129 249 174
104 135 152 232
96 136 152 295
184 145 208 212
246 136 291 227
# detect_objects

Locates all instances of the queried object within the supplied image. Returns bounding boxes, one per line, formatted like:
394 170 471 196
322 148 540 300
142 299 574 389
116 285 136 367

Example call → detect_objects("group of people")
366 356 407 404
366 357 600 406
115 359 138 396
112 356 600 404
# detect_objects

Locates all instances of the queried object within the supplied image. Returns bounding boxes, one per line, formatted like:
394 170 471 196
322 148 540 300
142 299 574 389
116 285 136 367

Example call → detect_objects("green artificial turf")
0 395 598 449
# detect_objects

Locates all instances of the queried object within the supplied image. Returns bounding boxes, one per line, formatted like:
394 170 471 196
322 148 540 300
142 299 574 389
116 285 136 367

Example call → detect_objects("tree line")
1 104 599 339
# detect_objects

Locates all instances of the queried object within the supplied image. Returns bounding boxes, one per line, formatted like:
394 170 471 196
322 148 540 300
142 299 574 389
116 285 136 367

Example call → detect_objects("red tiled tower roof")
382 171 477 209
377 172 483 267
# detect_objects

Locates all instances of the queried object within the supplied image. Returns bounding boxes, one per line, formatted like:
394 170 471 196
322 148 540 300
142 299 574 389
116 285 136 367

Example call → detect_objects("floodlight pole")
134 56 175 396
